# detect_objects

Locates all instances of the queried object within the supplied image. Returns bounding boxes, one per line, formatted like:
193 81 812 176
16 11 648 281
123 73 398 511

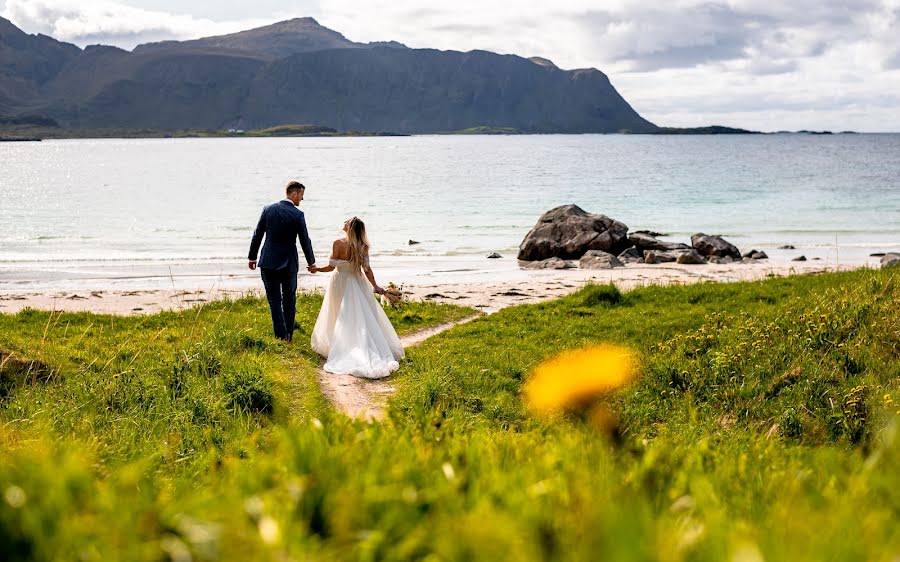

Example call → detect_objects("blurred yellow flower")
524 345 638 415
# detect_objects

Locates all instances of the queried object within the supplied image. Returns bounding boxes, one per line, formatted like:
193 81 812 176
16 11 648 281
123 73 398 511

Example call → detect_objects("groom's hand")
248 260 257 270
307 265 316 273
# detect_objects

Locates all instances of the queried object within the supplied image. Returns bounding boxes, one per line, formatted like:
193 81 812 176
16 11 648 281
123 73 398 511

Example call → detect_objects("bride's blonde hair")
346 217 370 272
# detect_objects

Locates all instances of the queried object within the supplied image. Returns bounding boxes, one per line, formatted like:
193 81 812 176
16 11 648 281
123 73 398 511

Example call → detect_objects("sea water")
1 134 898 290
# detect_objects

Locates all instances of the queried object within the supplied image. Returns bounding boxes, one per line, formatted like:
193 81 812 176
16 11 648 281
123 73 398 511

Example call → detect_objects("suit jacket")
248 200 315 272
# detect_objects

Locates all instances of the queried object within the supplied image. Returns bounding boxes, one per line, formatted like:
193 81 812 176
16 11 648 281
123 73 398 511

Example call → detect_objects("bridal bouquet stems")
379 282 404 307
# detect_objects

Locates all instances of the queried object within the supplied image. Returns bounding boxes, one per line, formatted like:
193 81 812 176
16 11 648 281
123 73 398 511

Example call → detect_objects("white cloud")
1 0 271 48
2 0 899 131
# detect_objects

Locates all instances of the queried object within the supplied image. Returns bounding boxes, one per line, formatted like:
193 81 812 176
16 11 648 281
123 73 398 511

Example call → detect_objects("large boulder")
579 250 623 269
617 247 644 264
691 233 742 259
628 232 690 252
676 250 708 265
518 205 629 261
881 253 900 268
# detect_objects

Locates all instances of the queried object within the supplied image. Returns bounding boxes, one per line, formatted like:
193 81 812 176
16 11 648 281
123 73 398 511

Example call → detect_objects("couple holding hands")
248 181 404 379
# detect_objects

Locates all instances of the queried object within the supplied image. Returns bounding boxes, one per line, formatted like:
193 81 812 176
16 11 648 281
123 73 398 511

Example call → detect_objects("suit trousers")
260 267 298 341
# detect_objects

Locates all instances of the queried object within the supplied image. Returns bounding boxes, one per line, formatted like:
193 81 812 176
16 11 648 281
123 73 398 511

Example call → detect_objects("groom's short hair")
286 181 305 195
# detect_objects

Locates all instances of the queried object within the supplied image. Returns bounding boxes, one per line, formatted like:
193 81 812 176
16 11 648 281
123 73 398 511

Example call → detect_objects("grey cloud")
644 91 900 115
578 4 773 70
885 51 900 70
746 59 797 75
574 0 889 72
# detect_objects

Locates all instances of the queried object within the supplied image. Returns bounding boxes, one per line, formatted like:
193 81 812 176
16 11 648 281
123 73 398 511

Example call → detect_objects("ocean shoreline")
0 260 870 316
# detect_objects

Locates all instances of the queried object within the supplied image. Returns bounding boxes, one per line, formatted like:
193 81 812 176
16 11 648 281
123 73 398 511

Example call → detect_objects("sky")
3 0 899 132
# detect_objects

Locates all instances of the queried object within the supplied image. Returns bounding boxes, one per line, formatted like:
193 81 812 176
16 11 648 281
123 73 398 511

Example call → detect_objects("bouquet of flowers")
379 282 404 307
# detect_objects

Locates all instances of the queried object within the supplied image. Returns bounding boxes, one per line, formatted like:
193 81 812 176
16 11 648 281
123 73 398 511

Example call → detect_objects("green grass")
2 271 898 561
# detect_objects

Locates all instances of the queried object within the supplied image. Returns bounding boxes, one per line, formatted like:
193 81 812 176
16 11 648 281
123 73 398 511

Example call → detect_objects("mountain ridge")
0 16 659 134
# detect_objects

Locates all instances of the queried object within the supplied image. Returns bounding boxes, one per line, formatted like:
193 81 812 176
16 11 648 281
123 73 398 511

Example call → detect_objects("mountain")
0 16 658 134
0 17 80 113
132 17 407 58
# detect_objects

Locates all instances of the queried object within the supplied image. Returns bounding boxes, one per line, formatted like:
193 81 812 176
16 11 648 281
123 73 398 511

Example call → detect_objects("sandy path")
315 314 482 421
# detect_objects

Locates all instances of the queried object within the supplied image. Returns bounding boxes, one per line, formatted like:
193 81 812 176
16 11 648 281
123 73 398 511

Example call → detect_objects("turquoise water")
1 134 898 289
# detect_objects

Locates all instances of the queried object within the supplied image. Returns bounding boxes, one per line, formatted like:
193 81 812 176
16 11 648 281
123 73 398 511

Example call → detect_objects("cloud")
1 0 270 49
572 0 891 72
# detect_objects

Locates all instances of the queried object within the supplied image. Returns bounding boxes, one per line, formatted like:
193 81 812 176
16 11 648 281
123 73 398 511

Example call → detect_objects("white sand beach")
0 260 866 316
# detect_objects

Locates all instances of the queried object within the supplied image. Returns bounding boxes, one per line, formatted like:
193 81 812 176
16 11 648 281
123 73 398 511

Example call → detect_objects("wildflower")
258 516 280 545
524 345 638 415
4 485 26 508
441 462 456 481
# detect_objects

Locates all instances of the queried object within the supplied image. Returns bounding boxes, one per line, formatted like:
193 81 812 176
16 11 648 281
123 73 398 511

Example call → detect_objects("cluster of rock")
517 205 769 270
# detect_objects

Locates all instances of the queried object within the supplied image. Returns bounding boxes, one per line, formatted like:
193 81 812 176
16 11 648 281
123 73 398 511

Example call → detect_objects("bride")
310 217 405 378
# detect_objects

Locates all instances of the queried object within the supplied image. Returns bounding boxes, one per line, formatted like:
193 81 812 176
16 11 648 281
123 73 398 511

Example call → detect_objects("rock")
617 247 644 264
812 257 821 261
579 250 623 269
644 250 678 264
633 230 666 237
748 250 769 260
645 248 707 265
628 232 690 252
486 252 502 259
778 245 795 250
691 233 742 259
518 205 629 261
881 253 900 268
870 252 886 257
676 250 707 265
710 256 734 264
408 239 420 245
519 257 573 270
792 255 807 261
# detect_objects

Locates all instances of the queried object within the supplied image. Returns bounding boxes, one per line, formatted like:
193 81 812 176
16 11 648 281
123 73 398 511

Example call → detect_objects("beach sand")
0 260 864 316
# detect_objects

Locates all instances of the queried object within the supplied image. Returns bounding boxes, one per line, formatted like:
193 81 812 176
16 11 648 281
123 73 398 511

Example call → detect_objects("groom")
248 181 316 341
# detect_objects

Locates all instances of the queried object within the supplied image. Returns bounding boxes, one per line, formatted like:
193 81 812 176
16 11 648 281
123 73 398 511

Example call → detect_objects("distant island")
0 118 408 140
2 114 867 141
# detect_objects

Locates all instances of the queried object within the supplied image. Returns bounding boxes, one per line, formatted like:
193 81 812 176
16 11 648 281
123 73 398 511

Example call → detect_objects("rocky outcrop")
579 250 623 269
517 205 630 261
691 233 742 259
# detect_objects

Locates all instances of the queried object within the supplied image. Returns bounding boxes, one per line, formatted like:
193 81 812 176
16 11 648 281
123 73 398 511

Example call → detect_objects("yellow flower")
524 345 638 415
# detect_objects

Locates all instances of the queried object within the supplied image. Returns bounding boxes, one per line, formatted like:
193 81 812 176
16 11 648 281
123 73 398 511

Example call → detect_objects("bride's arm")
362 254 384 294
311 240 342 273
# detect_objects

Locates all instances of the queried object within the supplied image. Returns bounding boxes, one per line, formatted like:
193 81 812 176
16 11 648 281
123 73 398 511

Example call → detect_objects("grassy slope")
1 272 898 561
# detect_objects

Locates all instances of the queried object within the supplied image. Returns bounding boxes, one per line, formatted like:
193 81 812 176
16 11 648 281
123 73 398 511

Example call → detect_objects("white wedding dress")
311 259 405 379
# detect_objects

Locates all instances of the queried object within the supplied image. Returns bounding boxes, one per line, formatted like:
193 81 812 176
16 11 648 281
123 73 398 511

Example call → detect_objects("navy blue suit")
248 200 315 340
